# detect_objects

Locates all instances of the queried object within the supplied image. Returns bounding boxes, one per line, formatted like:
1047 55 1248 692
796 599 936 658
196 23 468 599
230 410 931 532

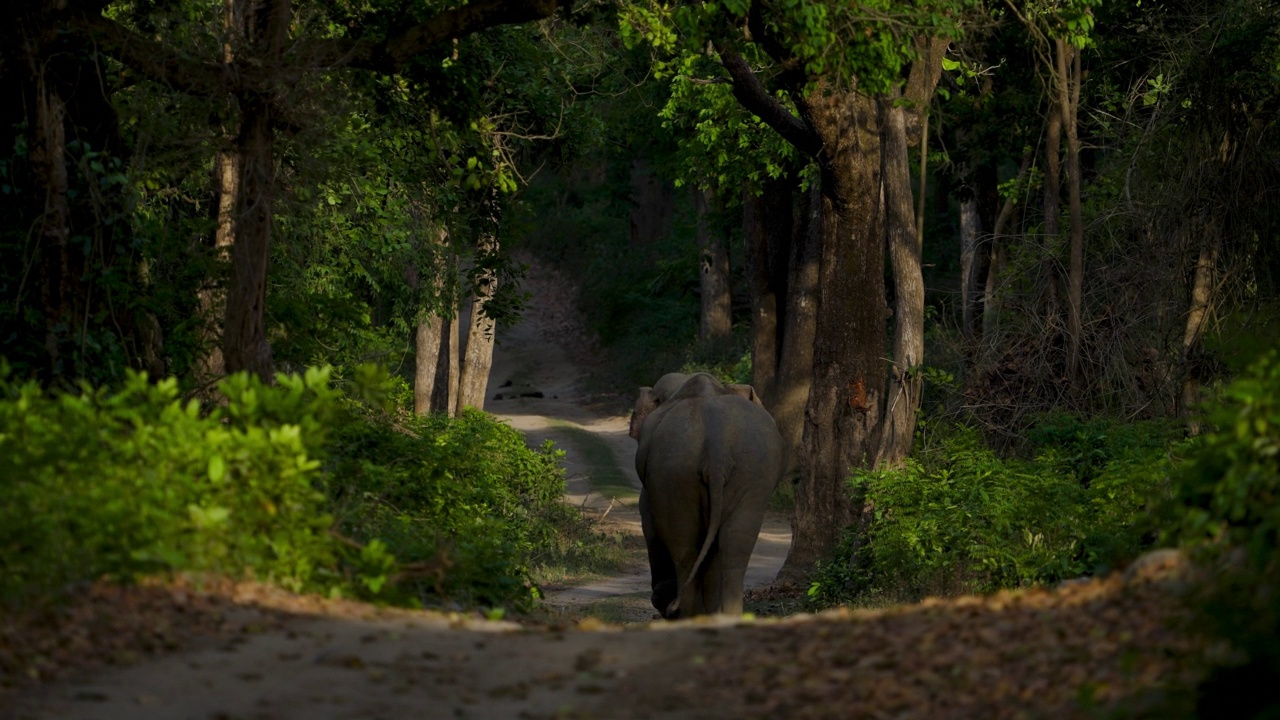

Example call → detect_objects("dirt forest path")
484 258 791 623
4 260 1207 720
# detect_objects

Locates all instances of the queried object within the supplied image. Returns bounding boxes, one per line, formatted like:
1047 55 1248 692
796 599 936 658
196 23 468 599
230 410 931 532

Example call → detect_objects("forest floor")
0 259 1214 719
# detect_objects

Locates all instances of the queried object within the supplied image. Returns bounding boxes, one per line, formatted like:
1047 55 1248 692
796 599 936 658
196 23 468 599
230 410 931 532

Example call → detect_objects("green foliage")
326 403 578 609
0 367 339 608
0 363 603 613
1166 348 1280 714
809 417 1188 608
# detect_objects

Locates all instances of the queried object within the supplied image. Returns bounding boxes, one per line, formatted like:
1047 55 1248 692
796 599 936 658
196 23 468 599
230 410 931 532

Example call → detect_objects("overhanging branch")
717 46 821 159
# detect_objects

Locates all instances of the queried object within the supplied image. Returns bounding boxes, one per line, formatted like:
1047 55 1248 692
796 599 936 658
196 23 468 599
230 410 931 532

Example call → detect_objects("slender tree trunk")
456 202 499 412
880 99 926 463
33 69 73 380
1060 40 1085 387
982 151 1033 356
441 311 460 415
628 158 673 253
415 315 446 414
960 200 982 342
696 187 733 342
1179 221 1221 431
1043 91 1064 326
195 0 244 385
197 148 239 384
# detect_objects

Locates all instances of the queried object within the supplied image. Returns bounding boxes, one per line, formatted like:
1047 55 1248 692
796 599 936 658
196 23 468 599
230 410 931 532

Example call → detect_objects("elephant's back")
698 395 784 465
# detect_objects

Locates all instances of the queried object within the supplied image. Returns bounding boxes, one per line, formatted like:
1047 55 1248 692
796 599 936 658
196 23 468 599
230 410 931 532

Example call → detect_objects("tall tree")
70 0 562 380
626 0 965 576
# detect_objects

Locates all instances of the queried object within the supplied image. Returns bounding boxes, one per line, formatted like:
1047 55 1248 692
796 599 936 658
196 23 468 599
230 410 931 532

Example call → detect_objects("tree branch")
717 46 821 159
297 0 561 74
71 12 228 96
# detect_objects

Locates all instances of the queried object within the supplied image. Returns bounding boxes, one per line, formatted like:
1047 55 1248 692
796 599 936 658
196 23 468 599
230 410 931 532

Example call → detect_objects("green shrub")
327 404 574 609
810 417 1187 608
0 367 339 608
1167 347 1280 718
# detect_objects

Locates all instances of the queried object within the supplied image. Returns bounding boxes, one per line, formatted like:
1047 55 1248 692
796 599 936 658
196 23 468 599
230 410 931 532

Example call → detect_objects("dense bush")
327 402 577 608
809 416 1188 607
1167 348 1280 717
0 368 339 607
0 365 594 612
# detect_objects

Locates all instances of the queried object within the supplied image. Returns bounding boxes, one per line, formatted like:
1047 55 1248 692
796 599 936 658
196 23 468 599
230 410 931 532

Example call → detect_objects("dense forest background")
2 0 1280 712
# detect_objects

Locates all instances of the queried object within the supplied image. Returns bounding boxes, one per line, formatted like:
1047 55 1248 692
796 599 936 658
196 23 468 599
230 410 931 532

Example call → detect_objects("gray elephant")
629 372 784 619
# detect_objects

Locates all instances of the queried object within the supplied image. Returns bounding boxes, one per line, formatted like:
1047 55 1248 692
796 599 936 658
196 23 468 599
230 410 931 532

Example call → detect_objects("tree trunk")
456 209 499 413
744 169 817 483
744 187 780 403
879 98 926 465
440 312 460 415
32 67 73 381
1042 89 1064 327
196 148 239 385
1179 221 1221 431
696 187 733 342
982 151 1033 357
222 94 276 380
221 0 289 380
1060 40 1085 387
785 85 886 579
774 179 820 481
415 315 446 414
628 158 674 252
960 199 982 343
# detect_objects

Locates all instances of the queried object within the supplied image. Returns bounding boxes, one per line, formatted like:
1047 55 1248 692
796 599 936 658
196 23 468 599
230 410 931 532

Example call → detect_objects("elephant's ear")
629 386 659 440
727 384 765 407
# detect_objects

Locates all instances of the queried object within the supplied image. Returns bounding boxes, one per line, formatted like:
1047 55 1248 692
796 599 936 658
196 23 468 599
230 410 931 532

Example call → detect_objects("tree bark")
33 67 73 380
415 315 446 414
696 187 733 342
960 199 982 343
1042 85 1064 327
720 37 945 581
774 179 820 480
879 98 926 465
456 204 499 412
196 148 239 385
1179 221 1221 431
786 84 886 578
744 187 780 403
1059 40 1085 387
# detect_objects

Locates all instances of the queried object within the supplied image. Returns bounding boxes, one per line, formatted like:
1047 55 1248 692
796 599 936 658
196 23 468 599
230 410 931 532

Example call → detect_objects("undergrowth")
0 365 618 614
809 415 1190 608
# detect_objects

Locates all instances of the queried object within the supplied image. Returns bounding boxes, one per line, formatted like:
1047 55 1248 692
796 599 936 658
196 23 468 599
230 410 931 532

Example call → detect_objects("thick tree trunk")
696 187 733 342
774 180 820 479
879 99 926 464
222 95 275 380
785 86 886 579
744 170 817 482
221 0 289 380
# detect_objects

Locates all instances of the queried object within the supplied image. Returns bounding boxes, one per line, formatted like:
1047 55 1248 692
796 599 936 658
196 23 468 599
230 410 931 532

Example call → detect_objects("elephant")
629 372 785 619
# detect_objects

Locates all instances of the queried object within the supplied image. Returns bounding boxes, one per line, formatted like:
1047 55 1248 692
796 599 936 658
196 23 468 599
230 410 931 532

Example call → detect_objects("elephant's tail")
683 446 729 595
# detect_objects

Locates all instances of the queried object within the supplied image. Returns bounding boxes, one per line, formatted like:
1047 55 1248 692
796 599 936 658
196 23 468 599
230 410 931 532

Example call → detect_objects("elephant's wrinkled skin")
629 372 785 618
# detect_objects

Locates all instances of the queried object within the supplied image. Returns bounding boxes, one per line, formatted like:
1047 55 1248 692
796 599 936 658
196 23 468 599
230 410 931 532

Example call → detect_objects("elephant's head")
628 372 765 440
